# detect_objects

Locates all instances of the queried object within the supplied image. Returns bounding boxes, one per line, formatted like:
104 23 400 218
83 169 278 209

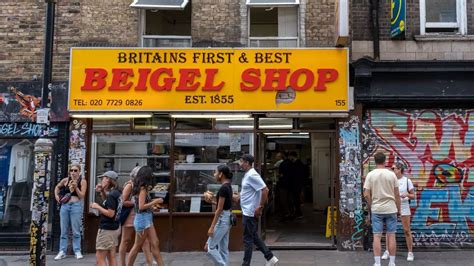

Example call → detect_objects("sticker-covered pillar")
29 138 54 266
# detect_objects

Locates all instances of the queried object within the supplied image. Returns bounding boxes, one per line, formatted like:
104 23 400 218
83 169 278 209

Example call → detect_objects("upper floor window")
247 0 299 47
131 0 192 47
420 0 467 34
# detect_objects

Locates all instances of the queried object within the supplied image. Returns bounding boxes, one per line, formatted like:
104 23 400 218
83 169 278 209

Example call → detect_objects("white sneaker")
388 263 396 266
381 250 389 260
407 252 414 261
373 264 381 266
266 256 279 266
75 251 84 260
54 251 66 260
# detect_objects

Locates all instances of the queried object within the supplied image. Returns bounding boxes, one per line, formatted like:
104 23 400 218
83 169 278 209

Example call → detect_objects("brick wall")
0 0 138 82
192 0 242 47
305 0 336 47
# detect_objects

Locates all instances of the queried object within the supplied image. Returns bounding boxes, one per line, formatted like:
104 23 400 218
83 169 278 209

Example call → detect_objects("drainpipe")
41 0 56 108
369 0 380 60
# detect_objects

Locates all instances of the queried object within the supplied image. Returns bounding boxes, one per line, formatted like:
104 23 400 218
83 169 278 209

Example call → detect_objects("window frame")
139 6 192 47
246 0 299 6
420 0 467 35
130 0 189 10
247 6 300 47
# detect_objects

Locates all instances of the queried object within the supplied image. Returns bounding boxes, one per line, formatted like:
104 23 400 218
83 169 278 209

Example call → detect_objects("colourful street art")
363 109 474 248
339 115 366 250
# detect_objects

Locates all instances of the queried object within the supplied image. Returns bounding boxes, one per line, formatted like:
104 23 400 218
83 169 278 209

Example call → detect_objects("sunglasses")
70 169 79 172
391 167 398 170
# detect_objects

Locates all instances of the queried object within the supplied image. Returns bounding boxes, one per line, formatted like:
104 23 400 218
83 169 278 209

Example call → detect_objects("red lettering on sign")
202 69 224 91
176 69 201 91
81 68 107 90
135 68 151 91
262 69 290 91
150 68 175 91
240 68 261 91
315 69 338 91
109 68 134 91
289 68 314 91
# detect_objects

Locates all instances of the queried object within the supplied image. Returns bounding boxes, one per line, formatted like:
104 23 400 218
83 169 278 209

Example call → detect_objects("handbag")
59 192 72 204
230 211 237 227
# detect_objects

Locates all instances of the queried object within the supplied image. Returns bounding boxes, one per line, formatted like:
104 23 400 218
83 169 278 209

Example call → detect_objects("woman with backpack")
127 166 165 266
203 165 234 266
118 166 154 266
90 171 122 266
54 163 87 260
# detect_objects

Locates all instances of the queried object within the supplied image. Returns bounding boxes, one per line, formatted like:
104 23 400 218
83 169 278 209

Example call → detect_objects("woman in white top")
382 162 415 262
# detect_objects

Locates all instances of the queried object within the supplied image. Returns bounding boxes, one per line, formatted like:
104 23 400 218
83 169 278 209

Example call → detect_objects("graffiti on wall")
0 82 68 122
339 115 365 250
363 109 474 248
0 122 59 138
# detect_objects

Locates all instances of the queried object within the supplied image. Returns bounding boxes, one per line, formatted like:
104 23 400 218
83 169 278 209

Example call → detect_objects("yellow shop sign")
68 48 349 112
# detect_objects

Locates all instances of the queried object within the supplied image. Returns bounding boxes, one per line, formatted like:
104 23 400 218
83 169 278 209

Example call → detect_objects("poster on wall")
0 82 68 122
390 0 406 38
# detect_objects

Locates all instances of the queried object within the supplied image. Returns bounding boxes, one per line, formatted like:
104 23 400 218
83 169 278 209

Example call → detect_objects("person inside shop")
381 162 415 262
277 152 294 220
118 166 154 266
203 164 234 266
90 171 122 266
127 166 165 266
54 163 87 260
288 151 308 220
239 154 279 266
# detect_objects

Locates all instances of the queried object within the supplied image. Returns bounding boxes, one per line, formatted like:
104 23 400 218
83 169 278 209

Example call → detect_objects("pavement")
1 250 474 266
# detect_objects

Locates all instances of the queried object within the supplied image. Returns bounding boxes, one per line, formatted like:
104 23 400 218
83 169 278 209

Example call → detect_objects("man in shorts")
363 152 401 266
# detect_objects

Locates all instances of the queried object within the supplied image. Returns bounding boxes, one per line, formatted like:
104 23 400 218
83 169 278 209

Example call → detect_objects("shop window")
0 139 52 233
136 1 192 47
89 133 171 211
215 117 255 130
173 133 254 212
420 0 467 34
174 118 212 130
258 117 294 129
248 6 299 47
134 115 170 130
93 118 131 130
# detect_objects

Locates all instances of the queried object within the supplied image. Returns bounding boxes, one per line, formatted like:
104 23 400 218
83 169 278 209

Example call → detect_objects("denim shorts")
134 212 153 233
371 213 397 234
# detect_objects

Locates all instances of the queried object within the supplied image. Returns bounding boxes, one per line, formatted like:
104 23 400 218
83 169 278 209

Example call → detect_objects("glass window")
93 118 131 130
215 118 255 130
90 133 171 208
173 133 254 212
249 7 298 47
133 115 170 130
174 118 212 130
420 0 466 34
0 139 47 233
258 118 293 129
426 0 456 23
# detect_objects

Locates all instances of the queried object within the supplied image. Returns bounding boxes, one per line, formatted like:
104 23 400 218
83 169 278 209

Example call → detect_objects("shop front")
68 48 349 252
352 59 474 250
0 81 69 251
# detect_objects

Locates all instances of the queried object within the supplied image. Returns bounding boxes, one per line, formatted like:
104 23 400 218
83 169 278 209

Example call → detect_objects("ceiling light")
266 112 348 118
228 125 255 129
171 114 251 119
71 114 152 119
259 124 293 129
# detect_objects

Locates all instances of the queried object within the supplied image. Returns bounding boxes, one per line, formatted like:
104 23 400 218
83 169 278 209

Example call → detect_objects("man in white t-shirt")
363 152 401 266
239 154 278 266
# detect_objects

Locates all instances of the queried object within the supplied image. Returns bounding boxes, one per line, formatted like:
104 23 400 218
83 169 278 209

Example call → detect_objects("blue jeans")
371 213 397 234
134 211 153 233
242 215 273 266
207 210 232 266
59 201 83 253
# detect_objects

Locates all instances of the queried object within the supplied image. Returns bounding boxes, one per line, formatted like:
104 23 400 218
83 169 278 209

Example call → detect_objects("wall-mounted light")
71 114 152 119
171 114 251 119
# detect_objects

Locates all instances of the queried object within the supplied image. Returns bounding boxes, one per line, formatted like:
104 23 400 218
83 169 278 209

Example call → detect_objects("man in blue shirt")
239 154 278 266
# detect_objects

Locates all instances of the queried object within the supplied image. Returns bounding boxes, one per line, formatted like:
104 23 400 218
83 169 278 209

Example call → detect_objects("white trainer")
407 252 414 261
75 251 84 259
266 256 279 266
381 250 389 260
54 251 66 260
